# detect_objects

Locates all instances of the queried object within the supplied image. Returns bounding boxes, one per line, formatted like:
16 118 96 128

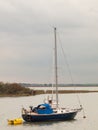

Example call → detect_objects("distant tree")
0 82 32 96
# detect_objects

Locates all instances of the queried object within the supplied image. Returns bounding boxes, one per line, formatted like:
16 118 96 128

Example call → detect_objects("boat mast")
54 27 58 108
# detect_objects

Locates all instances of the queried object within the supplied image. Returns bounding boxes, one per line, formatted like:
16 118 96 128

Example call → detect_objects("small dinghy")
8 118 23 125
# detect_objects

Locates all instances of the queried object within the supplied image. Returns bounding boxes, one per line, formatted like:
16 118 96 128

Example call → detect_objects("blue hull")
22 111 77 122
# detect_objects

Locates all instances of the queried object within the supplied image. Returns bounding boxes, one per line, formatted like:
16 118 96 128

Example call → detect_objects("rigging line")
51 44 55 98
57 31 74 84
57 31 86 118
57 31 81 105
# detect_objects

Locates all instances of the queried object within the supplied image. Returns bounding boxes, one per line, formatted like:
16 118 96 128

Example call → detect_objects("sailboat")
21 28 82 122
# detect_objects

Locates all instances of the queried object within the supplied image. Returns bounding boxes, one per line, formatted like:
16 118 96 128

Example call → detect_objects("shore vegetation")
0 82 32 97
0 82 98 97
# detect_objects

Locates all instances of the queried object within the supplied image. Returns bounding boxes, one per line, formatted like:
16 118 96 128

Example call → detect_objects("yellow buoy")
8 118 23 125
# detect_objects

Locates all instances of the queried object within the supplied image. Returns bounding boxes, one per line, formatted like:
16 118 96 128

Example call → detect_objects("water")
29 86 98 91
0 91 98 130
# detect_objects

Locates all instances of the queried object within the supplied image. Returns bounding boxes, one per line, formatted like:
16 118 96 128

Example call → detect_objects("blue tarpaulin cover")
36 103 53 114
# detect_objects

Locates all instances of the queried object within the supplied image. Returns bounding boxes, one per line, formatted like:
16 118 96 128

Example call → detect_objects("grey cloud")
0 0 98 83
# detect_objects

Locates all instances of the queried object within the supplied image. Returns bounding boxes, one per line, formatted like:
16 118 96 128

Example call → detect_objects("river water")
0 89 98 130
29 86 98 91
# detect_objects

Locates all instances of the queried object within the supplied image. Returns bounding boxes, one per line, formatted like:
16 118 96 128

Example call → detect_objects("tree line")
0 82 32 96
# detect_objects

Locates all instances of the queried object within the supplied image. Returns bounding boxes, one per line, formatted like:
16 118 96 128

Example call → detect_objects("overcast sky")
0 0 98 84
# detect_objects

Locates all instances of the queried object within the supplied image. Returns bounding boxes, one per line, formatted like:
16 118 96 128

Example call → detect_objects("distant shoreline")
26 86 98 88
31 89 98 95
20 83 98 87
0 89 98 97
0 81 98 97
